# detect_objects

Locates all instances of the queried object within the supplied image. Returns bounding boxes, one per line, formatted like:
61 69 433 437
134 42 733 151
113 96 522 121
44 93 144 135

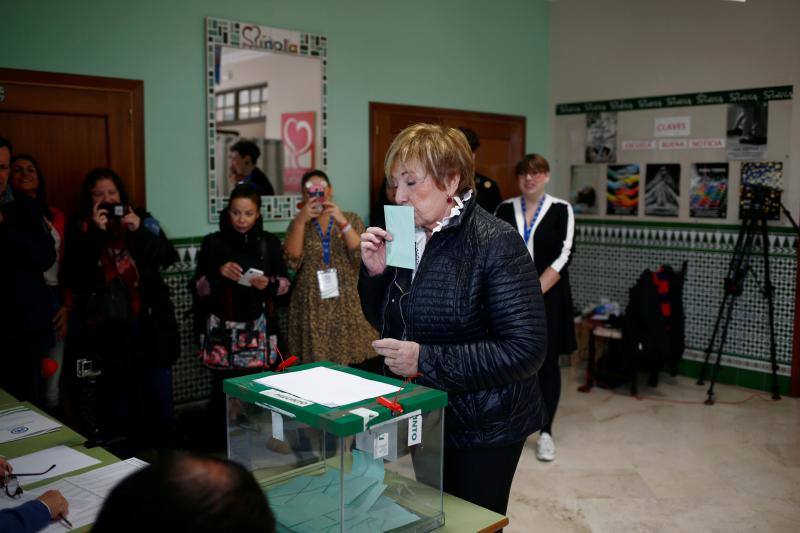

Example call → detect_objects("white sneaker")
536 432 556 462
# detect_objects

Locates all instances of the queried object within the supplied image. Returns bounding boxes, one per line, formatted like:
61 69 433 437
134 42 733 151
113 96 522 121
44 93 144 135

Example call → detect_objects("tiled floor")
506 367 800 532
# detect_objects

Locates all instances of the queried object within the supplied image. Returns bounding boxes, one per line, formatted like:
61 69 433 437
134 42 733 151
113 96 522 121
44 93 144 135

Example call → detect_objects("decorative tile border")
205 17 327 223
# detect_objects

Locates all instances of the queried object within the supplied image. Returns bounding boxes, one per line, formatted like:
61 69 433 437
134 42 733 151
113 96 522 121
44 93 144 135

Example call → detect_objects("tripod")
697 194 799 404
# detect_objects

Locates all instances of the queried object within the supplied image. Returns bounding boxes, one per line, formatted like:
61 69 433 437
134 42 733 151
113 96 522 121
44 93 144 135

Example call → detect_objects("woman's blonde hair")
384 123 475 195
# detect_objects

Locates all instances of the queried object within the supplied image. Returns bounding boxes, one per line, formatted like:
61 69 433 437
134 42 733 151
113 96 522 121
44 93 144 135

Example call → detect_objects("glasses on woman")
1 464 56 498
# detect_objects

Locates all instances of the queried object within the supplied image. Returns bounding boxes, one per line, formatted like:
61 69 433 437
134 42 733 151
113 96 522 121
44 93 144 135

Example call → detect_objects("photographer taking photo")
64 168 179 454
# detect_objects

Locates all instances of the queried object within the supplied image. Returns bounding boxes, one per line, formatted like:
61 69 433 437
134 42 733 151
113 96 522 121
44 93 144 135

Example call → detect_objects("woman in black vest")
495 153 577 462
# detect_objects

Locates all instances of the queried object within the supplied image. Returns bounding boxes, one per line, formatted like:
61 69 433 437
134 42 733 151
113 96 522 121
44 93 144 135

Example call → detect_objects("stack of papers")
255 367 400 408
0 406 62 443
267 450 418 533
0 458 148 531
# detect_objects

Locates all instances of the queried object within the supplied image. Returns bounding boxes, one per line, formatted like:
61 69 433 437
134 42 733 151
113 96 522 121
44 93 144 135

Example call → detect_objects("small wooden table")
576 317 626 394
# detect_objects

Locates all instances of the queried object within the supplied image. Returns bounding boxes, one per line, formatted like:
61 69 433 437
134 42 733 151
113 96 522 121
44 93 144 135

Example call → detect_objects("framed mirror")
205 17 327 222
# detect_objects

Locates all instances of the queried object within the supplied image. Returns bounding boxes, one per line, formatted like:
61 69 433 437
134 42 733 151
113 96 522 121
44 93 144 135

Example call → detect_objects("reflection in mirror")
205 18 327 222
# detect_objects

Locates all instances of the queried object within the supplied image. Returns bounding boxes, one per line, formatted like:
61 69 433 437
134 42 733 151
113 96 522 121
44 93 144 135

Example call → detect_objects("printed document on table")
0 406 61 443
255 366 401 408
65 458 148 498
9 445 101 486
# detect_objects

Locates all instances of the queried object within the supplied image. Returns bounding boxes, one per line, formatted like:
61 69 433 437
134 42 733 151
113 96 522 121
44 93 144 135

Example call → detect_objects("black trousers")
539 346 561 435
443 440 526 516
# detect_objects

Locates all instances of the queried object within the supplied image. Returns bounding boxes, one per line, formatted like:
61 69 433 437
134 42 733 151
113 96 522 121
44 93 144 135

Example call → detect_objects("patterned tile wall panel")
571 223 797 376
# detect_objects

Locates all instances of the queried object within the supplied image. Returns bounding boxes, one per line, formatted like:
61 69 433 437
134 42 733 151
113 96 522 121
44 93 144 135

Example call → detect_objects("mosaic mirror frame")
205 17 328 222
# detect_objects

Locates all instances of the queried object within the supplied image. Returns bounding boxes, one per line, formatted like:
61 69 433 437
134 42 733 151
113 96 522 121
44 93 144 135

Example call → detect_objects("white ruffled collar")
431 189 473 234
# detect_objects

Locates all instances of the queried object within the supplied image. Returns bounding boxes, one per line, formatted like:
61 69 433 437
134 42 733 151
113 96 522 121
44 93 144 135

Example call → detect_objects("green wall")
2 0 550 238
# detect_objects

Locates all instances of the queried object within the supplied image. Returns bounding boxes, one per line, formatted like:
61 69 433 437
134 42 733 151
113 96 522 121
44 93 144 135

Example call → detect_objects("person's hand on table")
0 457 12 477
37 490 69 519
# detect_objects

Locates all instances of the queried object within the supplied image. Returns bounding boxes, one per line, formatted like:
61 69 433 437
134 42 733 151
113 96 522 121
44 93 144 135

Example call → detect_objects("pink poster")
281 112 315 194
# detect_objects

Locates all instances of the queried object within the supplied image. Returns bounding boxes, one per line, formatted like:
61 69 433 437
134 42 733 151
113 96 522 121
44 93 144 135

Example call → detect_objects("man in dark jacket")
458 127 503 214
229 140 276 196
359 123 547 516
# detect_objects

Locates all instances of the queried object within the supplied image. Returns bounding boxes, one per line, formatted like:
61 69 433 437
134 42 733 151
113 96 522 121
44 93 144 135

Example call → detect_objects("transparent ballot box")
224 362 448 533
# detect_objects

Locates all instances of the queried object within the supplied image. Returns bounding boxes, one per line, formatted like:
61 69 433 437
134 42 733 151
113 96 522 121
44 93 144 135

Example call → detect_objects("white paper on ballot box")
254 366 401 408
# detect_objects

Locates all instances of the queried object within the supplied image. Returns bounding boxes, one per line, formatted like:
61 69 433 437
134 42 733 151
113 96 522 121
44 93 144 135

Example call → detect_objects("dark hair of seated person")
92 453 276 533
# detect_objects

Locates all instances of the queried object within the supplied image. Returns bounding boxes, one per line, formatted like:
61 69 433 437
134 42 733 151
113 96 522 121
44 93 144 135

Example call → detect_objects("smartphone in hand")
238 267 264 287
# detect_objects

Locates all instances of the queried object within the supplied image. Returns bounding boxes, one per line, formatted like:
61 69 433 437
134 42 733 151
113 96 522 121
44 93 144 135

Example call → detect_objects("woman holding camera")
64 168 179 453
193 184 290 444
284 170 379 369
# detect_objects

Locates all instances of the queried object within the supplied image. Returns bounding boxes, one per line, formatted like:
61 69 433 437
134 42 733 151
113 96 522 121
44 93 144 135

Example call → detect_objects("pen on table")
59 515 73 529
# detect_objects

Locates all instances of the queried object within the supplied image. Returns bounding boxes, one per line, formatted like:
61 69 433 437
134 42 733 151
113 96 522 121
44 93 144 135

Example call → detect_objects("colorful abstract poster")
281 111 316 194
726 102 768 160
606 164 639 215
570 165 602 215
739 161 783 220
689 163 729 218
585 112 617 163
644 164 680 217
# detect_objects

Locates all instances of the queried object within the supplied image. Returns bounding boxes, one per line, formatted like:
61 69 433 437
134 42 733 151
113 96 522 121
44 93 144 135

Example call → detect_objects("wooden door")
0 68 145 219
369 102 525 223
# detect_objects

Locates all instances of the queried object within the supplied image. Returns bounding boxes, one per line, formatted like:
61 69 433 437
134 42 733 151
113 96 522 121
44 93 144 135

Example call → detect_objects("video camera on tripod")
739 184 781 221
698 183 798 403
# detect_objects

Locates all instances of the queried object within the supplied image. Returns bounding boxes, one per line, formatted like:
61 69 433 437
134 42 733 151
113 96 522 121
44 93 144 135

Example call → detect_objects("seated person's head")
93 453 275 533
230 140 261 176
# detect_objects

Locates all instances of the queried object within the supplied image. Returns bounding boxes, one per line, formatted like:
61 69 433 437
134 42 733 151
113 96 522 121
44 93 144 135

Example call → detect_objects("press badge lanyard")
521 196 545 244
313 217 335 267
313 217 339 299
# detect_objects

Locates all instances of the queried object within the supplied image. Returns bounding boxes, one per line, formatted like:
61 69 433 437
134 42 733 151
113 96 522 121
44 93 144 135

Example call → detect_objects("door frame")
0 67 146 207
369 101 525 214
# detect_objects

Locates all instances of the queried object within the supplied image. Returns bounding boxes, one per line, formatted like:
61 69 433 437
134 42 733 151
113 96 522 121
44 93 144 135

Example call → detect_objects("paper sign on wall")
654 116 691 137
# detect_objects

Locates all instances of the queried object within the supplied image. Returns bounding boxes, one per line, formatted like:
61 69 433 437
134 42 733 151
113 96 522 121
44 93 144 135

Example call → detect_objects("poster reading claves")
689 163 729 218
606 164 639 215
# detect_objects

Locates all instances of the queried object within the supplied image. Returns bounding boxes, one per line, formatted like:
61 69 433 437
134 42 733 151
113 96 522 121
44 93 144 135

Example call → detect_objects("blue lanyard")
521 196 545 244
312 217 335 267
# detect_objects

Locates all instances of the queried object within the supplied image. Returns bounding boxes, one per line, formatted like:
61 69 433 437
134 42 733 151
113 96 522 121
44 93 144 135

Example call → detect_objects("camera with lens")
99 202 127 218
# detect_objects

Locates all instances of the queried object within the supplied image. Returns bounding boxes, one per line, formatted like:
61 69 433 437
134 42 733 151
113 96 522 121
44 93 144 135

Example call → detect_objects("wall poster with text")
644 164 681 217
606 164 639 216
689 163 729 218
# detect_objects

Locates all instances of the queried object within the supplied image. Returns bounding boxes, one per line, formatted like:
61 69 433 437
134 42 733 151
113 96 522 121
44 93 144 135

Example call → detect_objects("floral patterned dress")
285 211 379 365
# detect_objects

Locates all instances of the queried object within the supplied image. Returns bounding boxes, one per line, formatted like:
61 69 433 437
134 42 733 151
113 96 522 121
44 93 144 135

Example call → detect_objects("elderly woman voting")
358 123 548 516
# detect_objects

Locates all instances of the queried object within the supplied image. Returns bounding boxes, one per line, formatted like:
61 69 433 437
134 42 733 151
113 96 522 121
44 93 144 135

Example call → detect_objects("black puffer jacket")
359 196 548 449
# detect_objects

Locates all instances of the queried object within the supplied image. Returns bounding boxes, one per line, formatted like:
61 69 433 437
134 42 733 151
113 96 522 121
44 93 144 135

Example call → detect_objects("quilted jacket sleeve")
417 230 548 393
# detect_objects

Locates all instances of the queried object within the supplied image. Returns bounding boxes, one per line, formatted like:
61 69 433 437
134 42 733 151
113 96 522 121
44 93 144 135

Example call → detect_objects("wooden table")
576 317 628 394
1 390 508 532
442 493 508 532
